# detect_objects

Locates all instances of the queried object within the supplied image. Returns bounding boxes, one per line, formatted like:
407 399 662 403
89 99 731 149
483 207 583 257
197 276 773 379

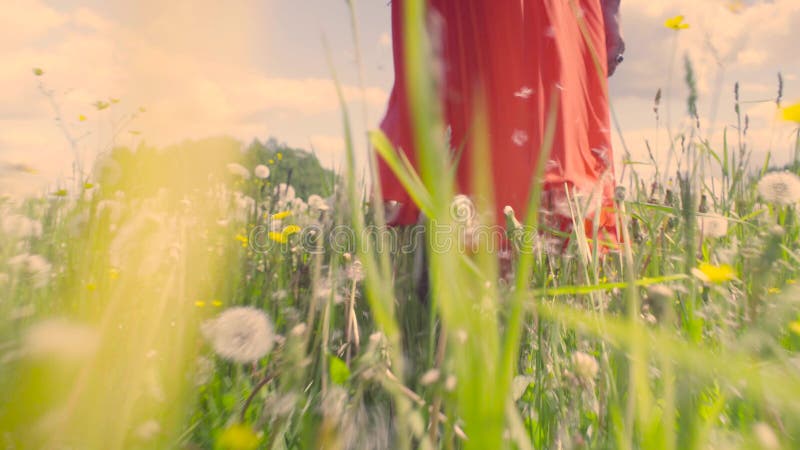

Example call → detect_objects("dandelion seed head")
346 259 364 282
8 253 52 288
253 164 270 179
1 214 42 238
308 194 330 211
227 162 251 179
757 171 800 205
203 307 274 364
23 318 99 360
511 129 529 147
514 86 534 99
697 213 728 239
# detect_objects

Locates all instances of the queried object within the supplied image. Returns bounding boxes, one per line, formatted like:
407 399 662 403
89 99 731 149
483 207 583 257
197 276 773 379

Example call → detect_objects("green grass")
2 1 800 449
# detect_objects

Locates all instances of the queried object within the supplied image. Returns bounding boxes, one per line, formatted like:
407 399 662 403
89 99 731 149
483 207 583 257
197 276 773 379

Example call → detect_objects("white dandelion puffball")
227 163 251 179
7 253 52 288
203 307 275 363
273 183 296 203
697 213 728 239
254 164 270 179
23 318 99 360
308 194 330 211
1 214 42 238
757 171 800 205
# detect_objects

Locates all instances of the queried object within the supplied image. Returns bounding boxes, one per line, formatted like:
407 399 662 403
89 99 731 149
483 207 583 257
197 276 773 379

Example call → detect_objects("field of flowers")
3 4 800 450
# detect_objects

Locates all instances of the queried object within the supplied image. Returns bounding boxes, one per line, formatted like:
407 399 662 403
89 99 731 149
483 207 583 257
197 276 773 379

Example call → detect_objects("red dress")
378 0 619 243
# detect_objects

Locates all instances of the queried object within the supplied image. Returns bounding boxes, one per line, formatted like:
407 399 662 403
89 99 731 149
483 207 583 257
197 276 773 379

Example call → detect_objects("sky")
1 0 799 196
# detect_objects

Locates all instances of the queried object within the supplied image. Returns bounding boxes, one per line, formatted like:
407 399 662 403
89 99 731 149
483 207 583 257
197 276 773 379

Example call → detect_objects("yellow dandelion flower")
692 262 736 284
271 210 292 220
79 114 87 121
282 225 301 236
216 423 260 450
269 231 287 244
665 15 690 30
787 279 797 285
108 267 120 280
790 321 800 335
276 152 283 160
268 159 275 164
195 301 206 307
235 233 249 248
212 300 223 307
768 287 782 295
781 102 800 123
86 283 97 292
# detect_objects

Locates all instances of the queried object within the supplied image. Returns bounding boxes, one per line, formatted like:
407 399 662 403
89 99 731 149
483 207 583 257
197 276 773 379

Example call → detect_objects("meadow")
3 3 800 450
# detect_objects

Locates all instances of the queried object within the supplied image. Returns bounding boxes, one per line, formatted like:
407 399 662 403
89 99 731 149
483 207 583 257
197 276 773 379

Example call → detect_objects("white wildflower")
1 214 42 238
202 307 275 363
572 351 599 384
697 213 728 239
8 253 52 288
227 162 251 179
273 183 296 203
308 194 330 211
23 318 99 360
757 171 800 205
345 260 364 282
254 164 270 179
291 197 308 213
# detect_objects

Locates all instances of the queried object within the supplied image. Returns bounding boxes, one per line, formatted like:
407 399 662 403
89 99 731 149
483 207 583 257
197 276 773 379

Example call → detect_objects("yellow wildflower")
790 321 800 335
664 15 690 30
108 267 120 280
195 301 206 307
269 231 287 244
787 279 797 285
235 233 249 248
53 189 68 197
693 262 736 284
216 423 260 450
282 225 301 236
268 159 275 164
271 210 292 220
212 300 223 307
277 152 283 160
85 283 97 292
781 102 800 123
768 287 782 295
